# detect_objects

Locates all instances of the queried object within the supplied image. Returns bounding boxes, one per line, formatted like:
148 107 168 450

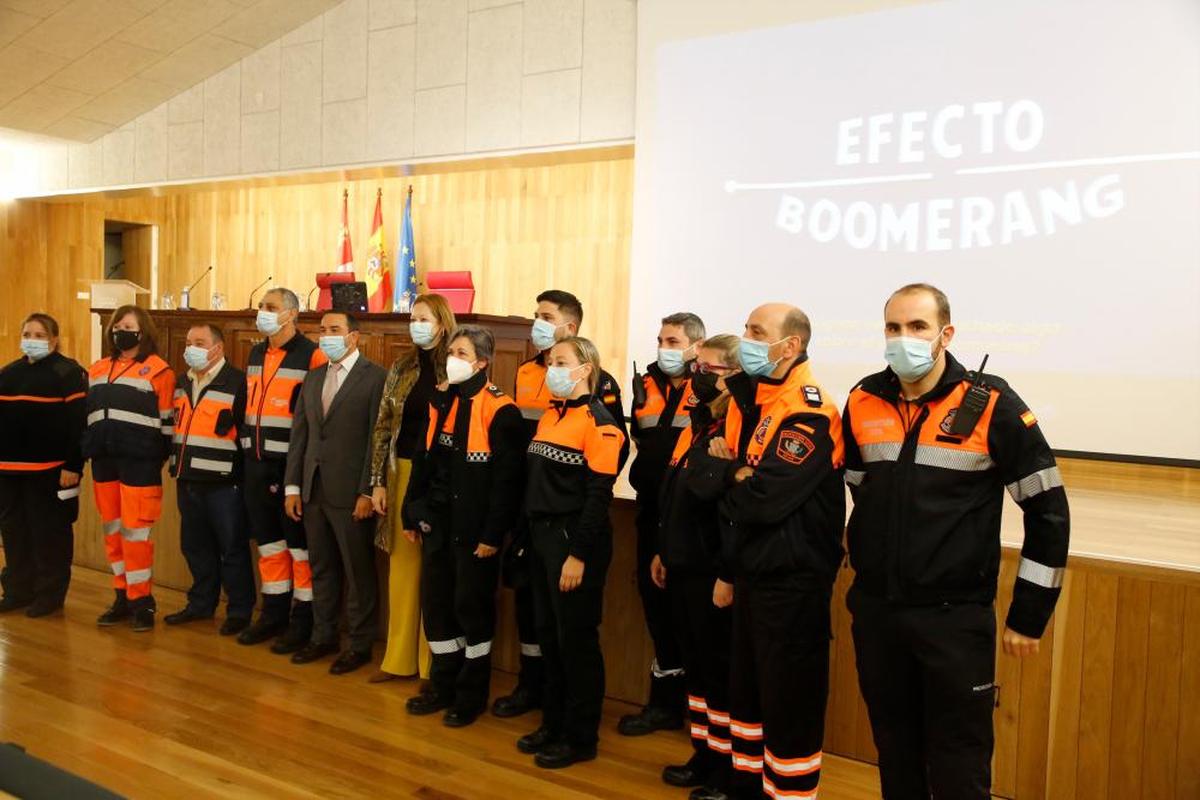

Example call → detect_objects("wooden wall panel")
1076 572 1119 800
1178 588 1200 800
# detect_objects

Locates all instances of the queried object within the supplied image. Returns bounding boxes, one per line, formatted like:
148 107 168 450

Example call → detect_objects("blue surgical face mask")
183 345 212 371
546 365 583 398
738 337 785 377
409 321 436 349
656 347 689 378
531 319 563 352
256 309 282 336
884 329 944 383
20 338 50 361
319 335 348 362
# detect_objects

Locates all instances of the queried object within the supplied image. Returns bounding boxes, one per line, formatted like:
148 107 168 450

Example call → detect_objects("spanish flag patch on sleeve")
1020 410 1037 428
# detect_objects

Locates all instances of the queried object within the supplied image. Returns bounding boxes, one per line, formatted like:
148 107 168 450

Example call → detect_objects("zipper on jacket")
892 402 929 598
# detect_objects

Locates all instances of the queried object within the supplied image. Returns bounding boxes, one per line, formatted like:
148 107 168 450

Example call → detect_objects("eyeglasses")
690 361 737 376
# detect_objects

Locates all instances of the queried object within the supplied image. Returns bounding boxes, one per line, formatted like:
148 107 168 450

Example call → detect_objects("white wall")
17 0 635 197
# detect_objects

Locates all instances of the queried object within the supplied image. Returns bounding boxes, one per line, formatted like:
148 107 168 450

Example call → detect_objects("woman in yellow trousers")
367 293 456 681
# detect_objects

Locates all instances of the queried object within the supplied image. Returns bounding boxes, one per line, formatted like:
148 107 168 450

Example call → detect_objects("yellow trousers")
379 458 431 678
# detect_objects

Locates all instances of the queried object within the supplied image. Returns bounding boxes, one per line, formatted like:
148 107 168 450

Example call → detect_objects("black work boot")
97 589 131 626
130 595 157 632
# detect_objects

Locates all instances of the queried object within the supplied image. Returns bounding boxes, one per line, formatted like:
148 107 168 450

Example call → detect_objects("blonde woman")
367 293 456 681
517 336 625 769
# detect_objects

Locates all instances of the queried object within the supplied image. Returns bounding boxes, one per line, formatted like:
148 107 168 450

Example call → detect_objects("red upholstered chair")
425 271 475 313
315 272 356 311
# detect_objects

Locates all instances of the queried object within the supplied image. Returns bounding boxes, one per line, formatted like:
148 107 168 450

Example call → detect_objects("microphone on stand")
247 275 273 310
306 285 319 311
180 265 212 310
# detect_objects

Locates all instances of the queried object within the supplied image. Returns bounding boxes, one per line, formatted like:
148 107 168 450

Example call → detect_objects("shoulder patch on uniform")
777 429 814 465
803 385 822 407
1020 409 1037 428
487 384 504 397
753 415 772 446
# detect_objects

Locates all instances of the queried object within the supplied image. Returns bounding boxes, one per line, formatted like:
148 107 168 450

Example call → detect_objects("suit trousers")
304 473 378 652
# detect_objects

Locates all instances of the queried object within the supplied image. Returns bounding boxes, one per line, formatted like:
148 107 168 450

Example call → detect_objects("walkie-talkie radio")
631 361 647 409
948 354 991 437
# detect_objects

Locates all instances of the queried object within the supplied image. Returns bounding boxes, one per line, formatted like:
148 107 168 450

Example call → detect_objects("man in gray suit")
283 311 386 675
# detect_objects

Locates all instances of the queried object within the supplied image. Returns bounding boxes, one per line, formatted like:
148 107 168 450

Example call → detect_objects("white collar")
330 348 361 373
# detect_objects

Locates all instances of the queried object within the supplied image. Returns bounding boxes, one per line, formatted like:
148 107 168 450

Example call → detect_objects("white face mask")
446 356 477 385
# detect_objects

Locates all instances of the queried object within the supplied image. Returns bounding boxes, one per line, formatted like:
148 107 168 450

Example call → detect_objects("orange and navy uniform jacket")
514 352 630 472
0 352 87 475
83 353 175 462
842 352 1070 638
171 362 247 483
658 373 756 580
690 357 846 582
629 362 699 501
402 370 526 548
243 334 325 462
524 394 626 562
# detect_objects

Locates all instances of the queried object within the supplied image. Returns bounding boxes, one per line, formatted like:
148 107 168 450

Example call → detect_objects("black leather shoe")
664 764 709 787
618 705 683 736
516 725 561 755
534 741 597 769
270 620 312 655
689 787 732 800
291 640 338 664
492 684 541 718
443 708 481 728
330 649 371 675
236 617 287 645
131 606 156 632
406 690 452 716
25 601 63 618
0 596 32 613
220 617 251 636
97 591 131 626
164 607 213 626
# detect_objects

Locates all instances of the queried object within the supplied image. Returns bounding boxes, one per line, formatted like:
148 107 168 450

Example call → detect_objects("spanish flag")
1020 409 1037 428
364 188 391 312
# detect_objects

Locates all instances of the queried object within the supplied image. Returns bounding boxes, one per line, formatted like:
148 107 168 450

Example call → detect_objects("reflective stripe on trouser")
728 576 830 798
688 694 710 746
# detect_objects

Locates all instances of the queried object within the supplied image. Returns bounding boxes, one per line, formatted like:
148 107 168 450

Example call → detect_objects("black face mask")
691 370 722 403
112 329 141 352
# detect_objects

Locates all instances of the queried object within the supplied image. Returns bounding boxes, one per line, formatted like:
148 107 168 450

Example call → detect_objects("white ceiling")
0 0 341 142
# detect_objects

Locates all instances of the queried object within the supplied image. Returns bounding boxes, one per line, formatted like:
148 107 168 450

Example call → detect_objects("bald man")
688 303 845 800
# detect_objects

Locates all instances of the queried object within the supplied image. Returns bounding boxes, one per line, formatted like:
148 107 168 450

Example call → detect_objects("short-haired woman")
652 334 752 794
403 324 526 727
0 313 87 617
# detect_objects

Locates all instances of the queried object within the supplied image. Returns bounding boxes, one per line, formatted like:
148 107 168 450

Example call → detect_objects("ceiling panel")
0 0 340 142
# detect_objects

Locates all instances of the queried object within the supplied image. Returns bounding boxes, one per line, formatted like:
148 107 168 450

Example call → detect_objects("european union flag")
394 187 417 312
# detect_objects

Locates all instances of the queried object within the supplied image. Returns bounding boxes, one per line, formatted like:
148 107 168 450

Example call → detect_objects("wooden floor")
0 566 882 800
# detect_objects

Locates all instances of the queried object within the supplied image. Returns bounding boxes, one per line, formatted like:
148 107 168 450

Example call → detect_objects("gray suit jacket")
285 352 387 508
